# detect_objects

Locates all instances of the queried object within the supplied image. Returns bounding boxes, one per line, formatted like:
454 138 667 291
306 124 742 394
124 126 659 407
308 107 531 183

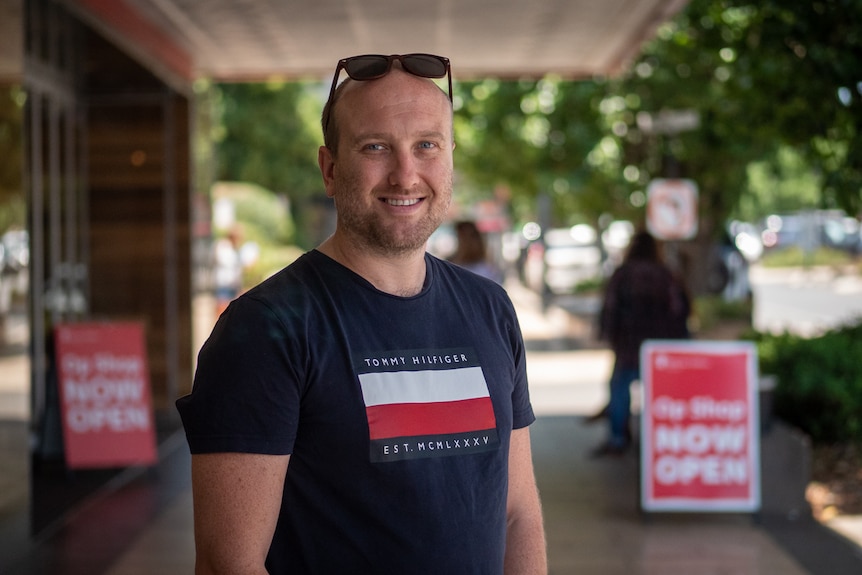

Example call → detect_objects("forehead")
336 70 452 130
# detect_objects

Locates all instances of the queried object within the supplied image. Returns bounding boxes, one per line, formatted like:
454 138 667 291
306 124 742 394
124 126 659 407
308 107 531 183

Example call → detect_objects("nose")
388 149 420 189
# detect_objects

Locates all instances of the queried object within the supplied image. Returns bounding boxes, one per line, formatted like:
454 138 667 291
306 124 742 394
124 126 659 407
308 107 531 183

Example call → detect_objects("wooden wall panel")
86 95 192 414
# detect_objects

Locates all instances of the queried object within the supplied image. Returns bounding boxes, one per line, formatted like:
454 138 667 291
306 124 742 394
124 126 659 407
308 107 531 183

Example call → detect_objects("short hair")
320 78 353 156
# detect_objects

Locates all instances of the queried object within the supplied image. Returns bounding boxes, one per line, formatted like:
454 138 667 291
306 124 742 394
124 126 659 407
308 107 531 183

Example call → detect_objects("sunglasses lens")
402 54 448 78
344 56 391 80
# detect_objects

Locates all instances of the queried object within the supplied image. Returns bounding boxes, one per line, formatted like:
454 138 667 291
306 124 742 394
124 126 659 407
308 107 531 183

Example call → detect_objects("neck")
317 235 427 297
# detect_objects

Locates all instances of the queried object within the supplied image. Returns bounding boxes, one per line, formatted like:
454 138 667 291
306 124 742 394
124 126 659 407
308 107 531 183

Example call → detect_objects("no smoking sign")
646 179 698 241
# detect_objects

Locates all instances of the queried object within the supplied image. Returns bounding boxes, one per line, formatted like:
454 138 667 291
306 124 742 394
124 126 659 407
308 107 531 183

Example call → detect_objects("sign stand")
640 340 760 515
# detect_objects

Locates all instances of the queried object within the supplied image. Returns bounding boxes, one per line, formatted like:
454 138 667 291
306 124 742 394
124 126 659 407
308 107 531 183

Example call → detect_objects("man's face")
319 70 454 256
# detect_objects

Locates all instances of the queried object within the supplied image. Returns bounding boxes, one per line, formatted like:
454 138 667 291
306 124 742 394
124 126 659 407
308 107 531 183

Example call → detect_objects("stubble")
333 171 453 257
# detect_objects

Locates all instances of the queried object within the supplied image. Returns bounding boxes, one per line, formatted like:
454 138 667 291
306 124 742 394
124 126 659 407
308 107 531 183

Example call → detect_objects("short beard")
336 195 450 257
333 173 453 257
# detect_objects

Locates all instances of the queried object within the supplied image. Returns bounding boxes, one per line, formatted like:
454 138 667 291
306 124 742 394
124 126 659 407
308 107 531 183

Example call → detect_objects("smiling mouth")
384 198 421 206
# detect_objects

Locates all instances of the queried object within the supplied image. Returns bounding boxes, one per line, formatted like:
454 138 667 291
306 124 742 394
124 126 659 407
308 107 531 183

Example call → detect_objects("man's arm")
505 426 548 574
191 452 290 574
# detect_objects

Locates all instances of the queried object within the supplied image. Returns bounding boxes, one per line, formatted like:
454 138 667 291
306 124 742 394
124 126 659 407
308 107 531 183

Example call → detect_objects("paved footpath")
508 277 862 574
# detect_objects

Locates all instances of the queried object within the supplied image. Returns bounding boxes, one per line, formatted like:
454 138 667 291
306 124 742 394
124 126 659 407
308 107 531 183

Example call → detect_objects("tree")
739 0 862 215
0 86 25 233
451 0 862 294
453 78 621 228
214 81 325 247
607 0 862 291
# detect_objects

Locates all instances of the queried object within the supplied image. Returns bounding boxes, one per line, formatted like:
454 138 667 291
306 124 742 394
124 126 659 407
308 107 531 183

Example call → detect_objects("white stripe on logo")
359 366 489 407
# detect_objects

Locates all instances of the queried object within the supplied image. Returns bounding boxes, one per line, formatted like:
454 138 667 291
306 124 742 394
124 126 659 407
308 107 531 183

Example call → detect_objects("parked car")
542 225 603 295
822 214 860 254
760 210 860 254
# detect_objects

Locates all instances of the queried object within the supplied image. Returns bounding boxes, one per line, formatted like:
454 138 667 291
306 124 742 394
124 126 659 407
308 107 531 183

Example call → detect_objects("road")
750 264 862 336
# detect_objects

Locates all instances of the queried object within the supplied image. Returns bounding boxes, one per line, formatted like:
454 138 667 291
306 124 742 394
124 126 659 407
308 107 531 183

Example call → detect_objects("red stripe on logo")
366 397 496 440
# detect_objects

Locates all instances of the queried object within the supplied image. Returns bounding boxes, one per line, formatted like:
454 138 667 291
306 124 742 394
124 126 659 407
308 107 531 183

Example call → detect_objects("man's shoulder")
234 250 331 310
246 250 331 290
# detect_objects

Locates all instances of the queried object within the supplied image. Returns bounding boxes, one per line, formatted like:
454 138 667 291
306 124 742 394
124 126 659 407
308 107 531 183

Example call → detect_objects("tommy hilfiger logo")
355 348 499 462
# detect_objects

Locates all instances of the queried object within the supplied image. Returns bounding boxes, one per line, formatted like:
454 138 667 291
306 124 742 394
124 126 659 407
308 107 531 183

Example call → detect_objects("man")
177 54 547 574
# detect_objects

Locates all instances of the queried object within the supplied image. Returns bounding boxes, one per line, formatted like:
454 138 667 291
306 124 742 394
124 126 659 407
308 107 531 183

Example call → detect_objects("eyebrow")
352 130 450 144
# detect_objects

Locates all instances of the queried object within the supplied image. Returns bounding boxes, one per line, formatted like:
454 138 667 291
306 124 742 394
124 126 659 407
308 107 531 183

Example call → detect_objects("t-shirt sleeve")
176 296 302 455
507 297 536 430
511 359 535 430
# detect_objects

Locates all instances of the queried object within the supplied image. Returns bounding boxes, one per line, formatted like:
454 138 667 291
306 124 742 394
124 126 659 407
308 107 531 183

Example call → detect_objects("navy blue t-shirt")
177 250 535 574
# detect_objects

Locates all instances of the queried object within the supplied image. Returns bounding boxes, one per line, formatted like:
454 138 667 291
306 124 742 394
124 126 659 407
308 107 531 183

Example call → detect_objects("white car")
542 225 603 295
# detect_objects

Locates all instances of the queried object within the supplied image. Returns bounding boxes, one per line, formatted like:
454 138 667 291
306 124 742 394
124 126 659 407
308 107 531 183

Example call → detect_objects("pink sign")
646 178 699 241
55 322 158 468
640 341 760 512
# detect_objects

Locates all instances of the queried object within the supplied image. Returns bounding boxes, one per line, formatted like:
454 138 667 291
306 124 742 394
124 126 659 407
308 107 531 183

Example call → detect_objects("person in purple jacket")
592 230 690 457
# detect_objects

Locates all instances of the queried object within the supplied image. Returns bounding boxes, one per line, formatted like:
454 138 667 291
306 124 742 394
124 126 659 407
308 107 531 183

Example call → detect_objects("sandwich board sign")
640 340 760 512
55 322 158 468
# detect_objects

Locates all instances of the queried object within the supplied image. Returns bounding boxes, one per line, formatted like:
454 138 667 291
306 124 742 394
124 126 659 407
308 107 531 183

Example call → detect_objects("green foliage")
212 81 326 248
745 0 862 214
0 86 23 191
692 294 752 332
752 322 862 443
212 181 297 285
630 0 862 217
245 244 303 287
0 86 25 233
449 0 862 235
215 82 323 201
213 181 293 243
736 146 822 221
453 78 616 227
572 276 605 295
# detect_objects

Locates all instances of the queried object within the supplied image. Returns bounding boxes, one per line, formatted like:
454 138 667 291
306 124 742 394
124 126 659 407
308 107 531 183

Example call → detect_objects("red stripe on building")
75 0 193 80
366 397 496 440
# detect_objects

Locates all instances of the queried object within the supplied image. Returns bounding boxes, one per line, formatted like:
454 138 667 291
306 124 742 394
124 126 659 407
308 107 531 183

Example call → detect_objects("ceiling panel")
1 0 687 86
92 0 689 82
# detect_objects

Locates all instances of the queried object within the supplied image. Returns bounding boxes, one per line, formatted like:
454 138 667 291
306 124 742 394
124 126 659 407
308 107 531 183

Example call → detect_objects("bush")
212 181 299 287
245 244 303 286
690 295 753 335
750 322 862 444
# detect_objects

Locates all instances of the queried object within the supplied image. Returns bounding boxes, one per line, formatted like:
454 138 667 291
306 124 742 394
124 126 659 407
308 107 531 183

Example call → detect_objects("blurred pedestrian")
213 228 244 316
591 230 690 457
449 220 503 283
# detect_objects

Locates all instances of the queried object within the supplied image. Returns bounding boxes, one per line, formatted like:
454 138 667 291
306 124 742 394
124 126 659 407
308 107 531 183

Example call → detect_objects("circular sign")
646 179 698 241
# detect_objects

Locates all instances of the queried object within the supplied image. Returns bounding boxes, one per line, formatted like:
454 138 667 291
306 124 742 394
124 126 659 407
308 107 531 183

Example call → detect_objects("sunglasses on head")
325 54 452 128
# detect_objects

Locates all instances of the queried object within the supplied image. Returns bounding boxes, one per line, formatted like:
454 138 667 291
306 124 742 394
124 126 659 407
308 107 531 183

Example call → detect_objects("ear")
318 145 336 198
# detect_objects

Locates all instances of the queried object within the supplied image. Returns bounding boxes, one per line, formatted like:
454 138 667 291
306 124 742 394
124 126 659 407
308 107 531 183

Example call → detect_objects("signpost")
55 322 158 469
640 340 760 513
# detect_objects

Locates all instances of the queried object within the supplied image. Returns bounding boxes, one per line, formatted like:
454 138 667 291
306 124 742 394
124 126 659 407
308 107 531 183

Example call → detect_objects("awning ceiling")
58 0 689 86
